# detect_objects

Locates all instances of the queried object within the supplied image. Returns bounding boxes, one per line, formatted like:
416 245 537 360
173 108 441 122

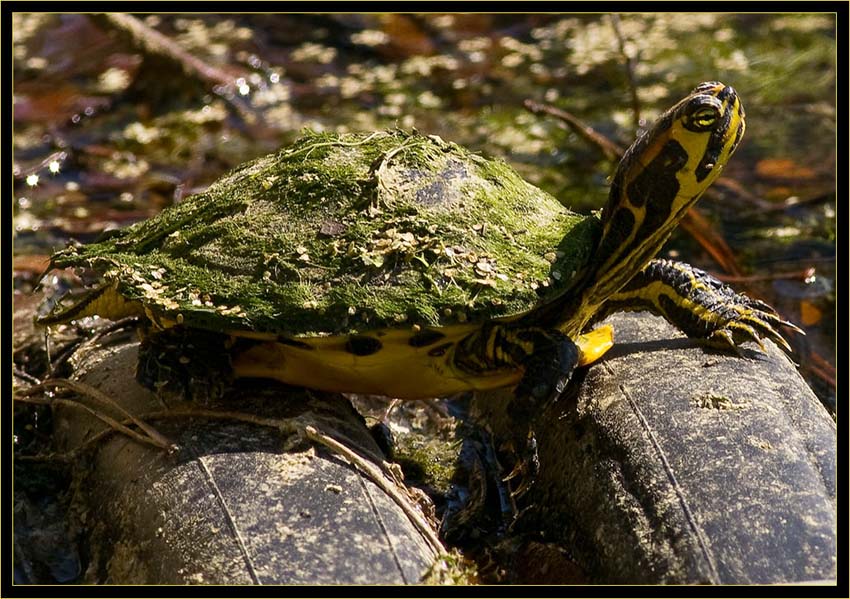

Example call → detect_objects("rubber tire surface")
55 329 437 585
475 312 836 584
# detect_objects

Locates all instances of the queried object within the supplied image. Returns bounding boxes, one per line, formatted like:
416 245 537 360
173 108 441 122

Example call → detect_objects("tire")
54 312 837 584
474 311 836 584
54 328 439 585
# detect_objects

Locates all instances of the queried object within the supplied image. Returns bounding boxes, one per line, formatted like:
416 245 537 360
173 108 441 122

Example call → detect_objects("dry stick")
711 177 777 211
610 14 642 132
715 267 816 284
41 378 175 450
15 401 444 557
523 99 624 162
13 151 68 180
679 209 744 278
755 189 836 214
13 366 41 386
88 14 267 129
67 317 139 363
14 394 168 452
49 317 139 375
303 424 445 557
13 404 301 461
90 13 234 88
807 354 836 387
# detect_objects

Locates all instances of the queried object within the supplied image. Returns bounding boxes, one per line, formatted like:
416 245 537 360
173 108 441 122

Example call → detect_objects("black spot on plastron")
276 336 314 350
427 342 454 357
408 328 446 347
345 335 383 356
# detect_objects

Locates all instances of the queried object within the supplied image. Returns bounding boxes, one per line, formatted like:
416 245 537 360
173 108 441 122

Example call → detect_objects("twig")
45 332 82 377
13 406 305 463
806 352 836 388
610 14 642 131
49 316 139 373
13 401 445 556
40 378 176 450
752 189 836 214
379 397 401 422
679 210 744 278
523 99 624 162
89 13 234 88
13 366 42 386
87 13 266 128
14 394 169 452
713 267 816 284
13 151 68 180
304 424 445 557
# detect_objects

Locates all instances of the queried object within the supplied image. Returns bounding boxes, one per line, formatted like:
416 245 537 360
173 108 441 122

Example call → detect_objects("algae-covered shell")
49 130 600 336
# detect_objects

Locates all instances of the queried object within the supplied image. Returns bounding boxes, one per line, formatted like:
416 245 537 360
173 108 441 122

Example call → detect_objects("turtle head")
585 82 745 301
624 81 746 200
540 83 746 336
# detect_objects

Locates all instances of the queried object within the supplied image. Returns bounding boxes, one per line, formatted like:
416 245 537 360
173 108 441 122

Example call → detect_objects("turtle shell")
50 130 600 336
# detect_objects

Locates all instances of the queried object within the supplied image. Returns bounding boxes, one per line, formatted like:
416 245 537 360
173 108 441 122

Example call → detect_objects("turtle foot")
608 259 803 356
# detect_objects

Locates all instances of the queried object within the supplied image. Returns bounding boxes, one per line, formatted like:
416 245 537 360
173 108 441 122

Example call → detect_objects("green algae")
49 130 599 336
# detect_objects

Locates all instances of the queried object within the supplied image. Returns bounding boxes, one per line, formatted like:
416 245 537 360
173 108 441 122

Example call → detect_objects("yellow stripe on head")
579 83 745 311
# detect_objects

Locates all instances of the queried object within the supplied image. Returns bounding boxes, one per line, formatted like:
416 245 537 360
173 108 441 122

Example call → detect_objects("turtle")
38 81 797 483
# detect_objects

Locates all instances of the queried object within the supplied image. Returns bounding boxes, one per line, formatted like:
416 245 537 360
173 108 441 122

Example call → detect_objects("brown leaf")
755 158 817 181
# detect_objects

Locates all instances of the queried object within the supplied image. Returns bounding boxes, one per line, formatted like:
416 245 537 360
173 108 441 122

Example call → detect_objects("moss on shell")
51 130 599 336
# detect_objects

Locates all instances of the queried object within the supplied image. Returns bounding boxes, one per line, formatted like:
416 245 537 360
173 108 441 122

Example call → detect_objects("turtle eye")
691 106 718 129
682 96 722 132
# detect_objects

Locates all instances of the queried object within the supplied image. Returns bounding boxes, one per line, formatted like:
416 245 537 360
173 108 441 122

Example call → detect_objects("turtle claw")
781 319 806 336
509 471 536 500
686 276 801 356
726 304 798 355
502 459 522 483
501 428 540 499
732 321 767 351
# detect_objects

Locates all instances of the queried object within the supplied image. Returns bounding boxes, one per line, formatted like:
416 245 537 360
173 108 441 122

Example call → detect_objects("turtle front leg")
506 327 581 496
598 258 803 352
456 324 580 498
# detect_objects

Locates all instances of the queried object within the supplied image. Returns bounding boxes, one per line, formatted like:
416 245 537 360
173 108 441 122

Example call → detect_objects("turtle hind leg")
599 258 801 354
136 326 233 405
